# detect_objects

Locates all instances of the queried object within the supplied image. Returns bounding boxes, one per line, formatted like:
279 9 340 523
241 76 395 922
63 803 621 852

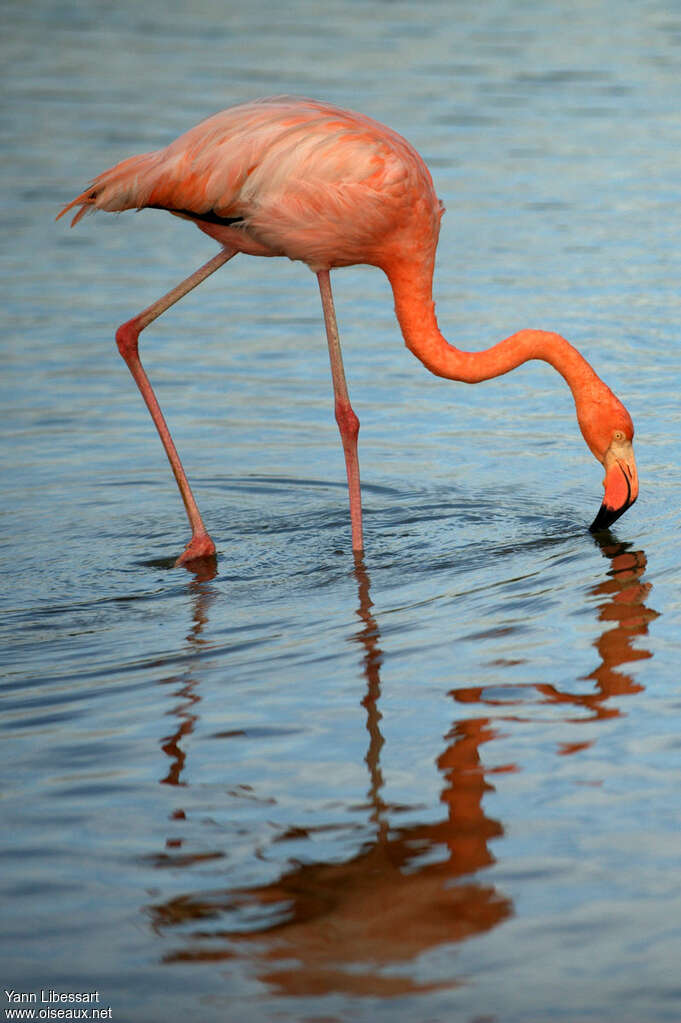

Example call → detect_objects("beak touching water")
589 438 639 532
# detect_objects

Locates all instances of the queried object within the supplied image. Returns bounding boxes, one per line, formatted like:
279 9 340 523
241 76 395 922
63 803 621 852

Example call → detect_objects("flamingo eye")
613 430 625 443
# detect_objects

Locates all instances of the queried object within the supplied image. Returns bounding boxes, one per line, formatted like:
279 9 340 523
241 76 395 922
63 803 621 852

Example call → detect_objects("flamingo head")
576 391 638 532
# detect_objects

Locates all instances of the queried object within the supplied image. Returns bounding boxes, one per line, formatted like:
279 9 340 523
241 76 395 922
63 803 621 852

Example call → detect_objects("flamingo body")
62 97 442 273
58 96 638 563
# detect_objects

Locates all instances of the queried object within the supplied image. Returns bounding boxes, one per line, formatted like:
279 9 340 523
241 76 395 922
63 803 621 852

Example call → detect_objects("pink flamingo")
58 96 638 564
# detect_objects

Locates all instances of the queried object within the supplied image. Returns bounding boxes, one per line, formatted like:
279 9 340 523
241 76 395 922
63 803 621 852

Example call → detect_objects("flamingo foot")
175 532 217 566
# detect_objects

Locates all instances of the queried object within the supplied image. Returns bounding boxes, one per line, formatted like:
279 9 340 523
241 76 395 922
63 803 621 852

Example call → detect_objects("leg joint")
335 399 360 441
115 318 141 360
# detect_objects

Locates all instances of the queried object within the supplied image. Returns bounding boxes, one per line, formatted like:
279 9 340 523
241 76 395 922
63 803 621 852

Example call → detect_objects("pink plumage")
58 96 637 564
59 96 443 272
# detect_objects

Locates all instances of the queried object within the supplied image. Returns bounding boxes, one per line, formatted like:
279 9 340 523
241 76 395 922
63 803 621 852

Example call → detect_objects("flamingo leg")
316 269 364 552
114 248 235 564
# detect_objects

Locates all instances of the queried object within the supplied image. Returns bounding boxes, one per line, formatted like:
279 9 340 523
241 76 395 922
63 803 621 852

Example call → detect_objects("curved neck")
386 259 607 406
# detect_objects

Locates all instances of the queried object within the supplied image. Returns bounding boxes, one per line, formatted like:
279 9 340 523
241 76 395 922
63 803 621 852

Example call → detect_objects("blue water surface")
2 2 681 1021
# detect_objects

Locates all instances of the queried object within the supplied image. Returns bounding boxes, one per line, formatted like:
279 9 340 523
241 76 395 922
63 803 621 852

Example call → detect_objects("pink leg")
317 270 364 552
115 249 235 564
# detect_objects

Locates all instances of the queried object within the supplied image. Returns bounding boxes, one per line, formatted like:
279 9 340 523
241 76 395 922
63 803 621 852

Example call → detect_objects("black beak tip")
589 502 625 533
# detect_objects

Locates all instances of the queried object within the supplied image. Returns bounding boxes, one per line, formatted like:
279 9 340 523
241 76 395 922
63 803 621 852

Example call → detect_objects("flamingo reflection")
151 567 221 865
159 569 217 788
148 557 511 995
147 535 656 994
455 536 657 739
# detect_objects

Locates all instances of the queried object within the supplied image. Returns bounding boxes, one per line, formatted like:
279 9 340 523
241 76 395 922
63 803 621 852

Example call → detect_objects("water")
2 1 681 1020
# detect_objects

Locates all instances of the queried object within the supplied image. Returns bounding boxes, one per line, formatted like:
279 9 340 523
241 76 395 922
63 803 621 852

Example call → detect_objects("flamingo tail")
56 151 162 226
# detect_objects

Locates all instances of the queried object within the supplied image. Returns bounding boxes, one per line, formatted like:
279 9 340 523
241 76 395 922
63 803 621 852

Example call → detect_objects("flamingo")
58 96 638 564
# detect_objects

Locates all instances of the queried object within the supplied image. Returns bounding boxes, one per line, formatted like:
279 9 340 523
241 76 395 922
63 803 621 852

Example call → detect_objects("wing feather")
57 96 442 269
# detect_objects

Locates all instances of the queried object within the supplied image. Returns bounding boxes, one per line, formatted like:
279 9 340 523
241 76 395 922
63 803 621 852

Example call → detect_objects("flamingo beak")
589 439 639 532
